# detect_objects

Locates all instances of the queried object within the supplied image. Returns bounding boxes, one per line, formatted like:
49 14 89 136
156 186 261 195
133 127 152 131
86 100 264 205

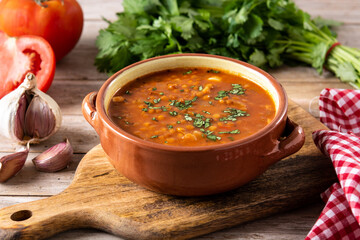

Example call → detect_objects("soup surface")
108 68 276 146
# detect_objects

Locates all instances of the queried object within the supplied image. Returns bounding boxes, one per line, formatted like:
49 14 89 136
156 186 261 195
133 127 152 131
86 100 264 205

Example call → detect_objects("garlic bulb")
0 73 62 144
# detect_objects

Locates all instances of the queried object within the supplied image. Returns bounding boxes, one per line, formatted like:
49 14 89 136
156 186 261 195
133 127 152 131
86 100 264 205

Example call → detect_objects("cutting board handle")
0 192 109 240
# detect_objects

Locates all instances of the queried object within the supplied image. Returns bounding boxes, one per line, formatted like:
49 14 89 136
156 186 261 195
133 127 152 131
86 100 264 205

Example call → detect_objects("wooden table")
0 0 359 239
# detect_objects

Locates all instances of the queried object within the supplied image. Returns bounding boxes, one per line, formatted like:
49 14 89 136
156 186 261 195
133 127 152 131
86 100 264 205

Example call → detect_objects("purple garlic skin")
32 139 73 173
14 94 28 140
25 95 56 139
0 147 29 183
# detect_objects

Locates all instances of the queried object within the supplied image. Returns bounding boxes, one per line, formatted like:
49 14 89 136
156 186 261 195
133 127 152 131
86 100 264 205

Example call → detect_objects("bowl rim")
96 53 288 152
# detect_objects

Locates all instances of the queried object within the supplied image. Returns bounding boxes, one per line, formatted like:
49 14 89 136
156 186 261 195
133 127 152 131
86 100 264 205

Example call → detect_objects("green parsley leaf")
153 98 161 104
229 84 246 95
169 111 178 116
215 90 228 100
220 108 249 122
184 114 193 121
219 129 240 134
144 101 153 106
203 110 211 115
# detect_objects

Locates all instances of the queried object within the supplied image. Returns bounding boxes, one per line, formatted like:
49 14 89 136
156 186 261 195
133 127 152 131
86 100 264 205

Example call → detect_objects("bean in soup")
108 68 276 146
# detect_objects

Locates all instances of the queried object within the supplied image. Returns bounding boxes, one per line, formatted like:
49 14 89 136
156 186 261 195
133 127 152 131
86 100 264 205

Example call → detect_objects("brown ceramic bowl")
82 54 305 196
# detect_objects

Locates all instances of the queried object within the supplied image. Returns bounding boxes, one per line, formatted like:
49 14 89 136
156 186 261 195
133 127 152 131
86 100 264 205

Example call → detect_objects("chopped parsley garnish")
152 117 158 121
198 85 203 91
150 135 158 139
215 84 246 100
219 129 241 134
125 90 131 95
144 101 153 106
148 105 168 112
200 129 221 141
229 84 245 95
152 87 157 91
220 108 249 122
183 70 192 75
184 112 212 128
228 136 235 141
169 111 178 116
169 96 197 110
193 118 205 128
180 89 185 92
167 125 173 129
153 98 161 104
142 108 148 112
214 90 229 100
203 110 211 115
177 121 181 124
159 92 164 95
208 101 213 105
184 114 193 121
207 69 220 74
190 85 195 89
207 135 221 141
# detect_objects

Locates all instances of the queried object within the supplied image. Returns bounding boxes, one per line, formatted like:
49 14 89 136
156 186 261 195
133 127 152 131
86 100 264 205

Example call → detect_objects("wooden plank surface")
0 0 359 239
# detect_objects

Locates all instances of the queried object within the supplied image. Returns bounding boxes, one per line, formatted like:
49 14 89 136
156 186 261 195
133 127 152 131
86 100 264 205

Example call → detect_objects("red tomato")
0 31 56 99
0 0 83 61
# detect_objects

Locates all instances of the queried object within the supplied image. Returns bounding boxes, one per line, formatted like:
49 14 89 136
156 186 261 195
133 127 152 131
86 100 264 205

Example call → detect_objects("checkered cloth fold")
306 88 360 239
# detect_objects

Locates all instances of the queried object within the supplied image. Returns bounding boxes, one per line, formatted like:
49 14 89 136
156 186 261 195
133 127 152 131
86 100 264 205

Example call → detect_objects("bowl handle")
82 92 99 133
263 118 305 166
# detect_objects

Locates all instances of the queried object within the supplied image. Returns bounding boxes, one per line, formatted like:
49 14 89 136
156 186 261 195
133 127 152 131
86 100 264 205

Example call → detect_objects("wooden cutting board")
0 100 337 240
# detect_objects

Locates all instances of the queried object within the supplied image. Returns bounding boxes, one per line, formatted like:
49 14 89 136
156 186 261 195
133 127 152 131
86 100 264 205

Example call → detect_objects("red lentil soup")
108 68 276 146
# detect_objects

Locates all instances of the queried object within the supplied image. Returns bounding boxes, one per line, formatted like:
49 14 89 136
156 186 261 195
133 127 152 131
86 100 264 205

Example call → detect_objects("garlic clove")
14 93 28 140
24 95 56 139
0 146 29 183
32 139 73 173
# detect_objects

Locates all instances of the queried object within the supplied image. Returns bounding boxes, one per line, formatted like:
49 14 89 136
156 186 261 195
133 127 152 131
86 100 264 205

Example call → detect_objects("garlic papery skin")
0 73 62 144
32 138 73 172
25 95 56 139
0 145 29 183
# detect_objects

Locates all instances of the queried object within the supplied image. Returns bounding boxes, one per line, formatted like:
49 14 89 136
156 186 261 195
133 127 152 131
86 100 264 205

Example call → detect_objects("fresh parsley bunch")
95 0 360 89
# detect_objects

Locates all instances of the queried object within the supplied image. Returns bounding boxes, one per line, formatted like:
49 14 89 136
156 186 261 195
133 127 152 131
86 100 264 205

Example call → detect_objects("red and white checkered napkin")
306 88 360 239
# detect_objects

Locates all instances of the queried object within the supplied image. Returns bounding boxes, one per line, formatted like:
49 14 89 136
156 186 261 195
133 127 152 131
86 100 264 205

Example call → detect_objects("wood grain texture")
0 101 337 240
